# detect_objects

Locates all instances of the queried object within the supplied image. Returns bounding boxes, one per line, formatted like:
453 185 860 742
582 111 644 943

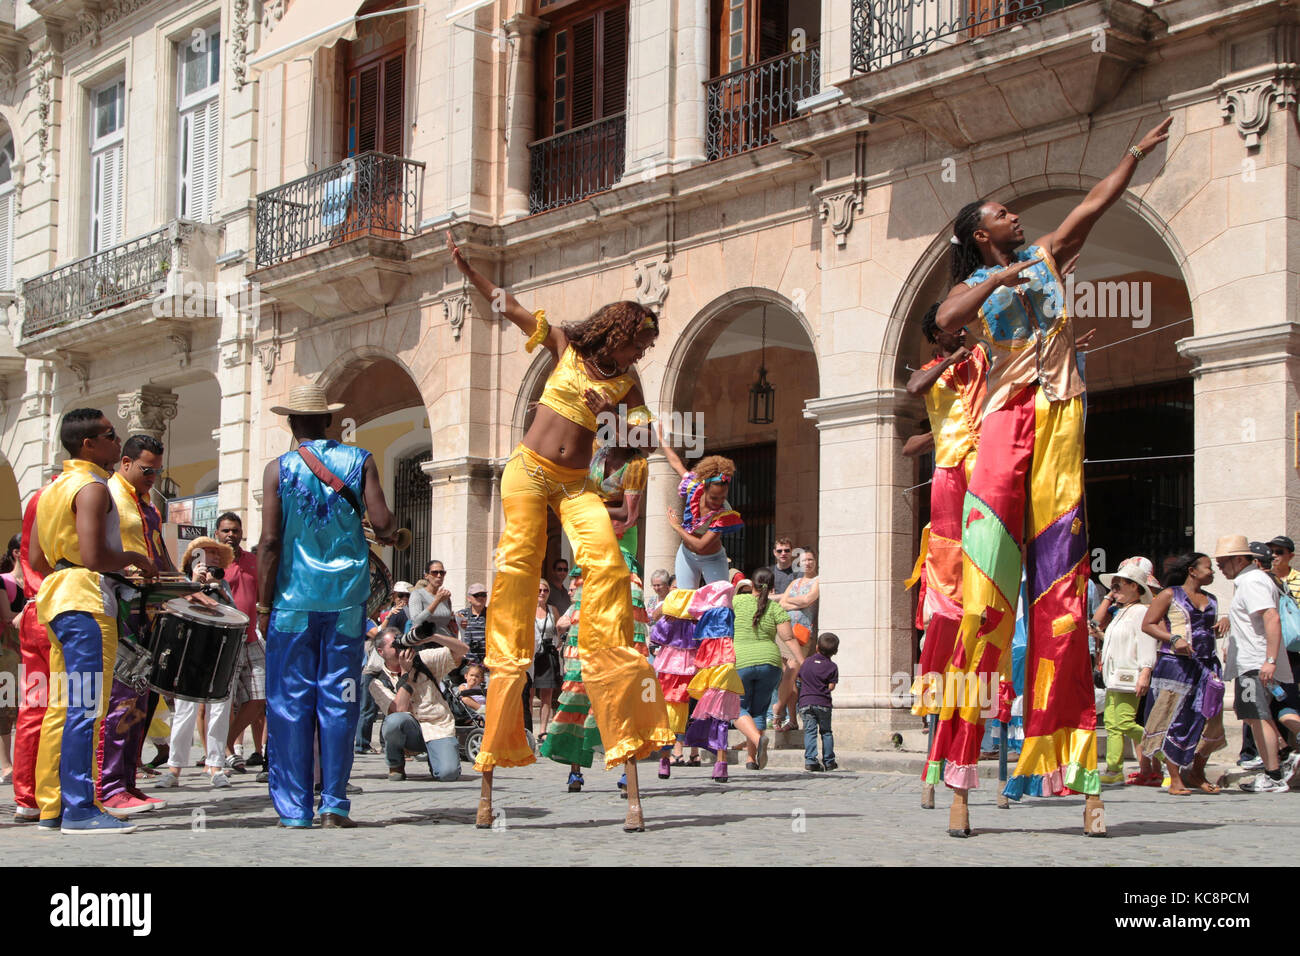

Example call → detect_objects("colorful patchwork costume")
927 245 1099 797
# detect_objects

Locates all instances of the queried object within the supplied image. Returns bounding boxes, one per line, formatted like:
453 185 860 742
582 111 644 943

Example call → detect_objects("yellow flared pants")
475 445 673 772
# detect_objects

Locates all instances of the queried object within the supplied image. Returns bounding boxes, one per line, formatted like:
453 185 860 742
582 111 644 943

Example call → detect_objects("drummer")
154 537 239 791
99 435 175 816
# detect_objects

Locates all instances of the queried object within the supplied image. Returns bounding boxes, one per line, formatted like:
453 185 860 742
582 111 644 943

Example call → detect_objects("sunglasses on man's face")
137 465 162 477
96 429 119 443
1272 549 1289 556
775 548 791 554
471 592 487 599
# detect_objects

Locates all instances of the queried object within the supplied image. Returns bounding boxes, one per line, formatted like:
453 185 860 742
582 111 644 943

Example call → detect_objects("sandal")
1167 786 1193 796
672 756 686 767
687 756 701 767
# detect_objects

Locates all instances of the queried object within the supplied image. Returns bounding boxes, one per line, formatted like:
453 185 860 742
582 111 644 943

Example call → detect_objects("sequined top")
537 346 637 432
962 244 1084 413
274 440 371 611
589 443 647 502
922 344 988 469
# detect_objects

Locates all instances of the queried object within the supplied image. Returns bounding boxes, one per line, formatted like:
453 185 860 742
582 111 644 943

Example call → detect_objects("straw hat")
1212 534 1254 559
1099 564 1153 605
269 384 344 417
181 536 234 572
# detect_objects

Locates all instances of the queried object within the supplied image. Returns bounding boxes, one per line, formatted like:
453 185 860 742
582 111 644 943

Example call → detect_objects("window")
347 49 404 157
714 0 787 76
0 136 13 290
178 26 221 222
90 79 126 253
538 2 627 138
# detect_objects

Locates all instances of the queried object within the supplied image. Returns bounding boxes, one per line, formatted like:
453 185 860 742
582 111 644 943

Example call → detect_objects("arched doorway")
323 353 430 583
894 191 1195 595
668 295 819 577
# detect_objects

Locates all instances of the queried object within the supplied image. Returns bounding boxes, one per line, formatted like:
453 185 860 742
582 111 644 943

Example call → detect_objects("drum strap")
296 445 363 516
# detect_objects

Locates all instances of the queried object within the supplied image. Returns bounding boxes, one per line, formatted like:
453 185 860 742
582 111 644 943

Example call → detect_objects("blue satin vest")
275 440 371 611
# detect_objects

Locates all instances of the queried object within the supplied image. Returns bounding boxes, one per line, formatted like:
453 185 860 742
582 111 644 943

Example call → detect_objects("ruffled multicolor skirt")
650 583 741 747
540 594 602 768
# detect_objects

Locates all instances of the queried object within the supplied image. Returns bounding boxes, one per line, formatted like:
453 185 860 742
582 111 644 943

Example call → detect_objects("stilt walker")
448 233 673 833
929 116 1172 838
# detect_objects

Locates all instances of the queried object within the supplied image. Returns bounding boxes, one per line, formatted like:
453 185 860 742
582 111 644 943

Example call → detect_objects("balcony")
840 0 1155 148
16 220 223 355
253 152 425 319
528 113 626 215
706 47 821 162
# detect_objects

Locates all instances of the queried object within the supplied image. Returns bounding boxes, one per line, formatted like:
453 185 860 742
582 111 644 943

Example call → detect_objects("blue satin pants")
266 606 365 826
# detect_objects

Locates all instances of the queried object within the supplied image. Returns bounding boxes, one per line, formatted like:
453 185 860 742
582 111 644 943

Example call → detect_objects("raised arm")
655 422 689 479
447 231 564 357
906 348 968 396
1038 118 1171 264
902 432 935 459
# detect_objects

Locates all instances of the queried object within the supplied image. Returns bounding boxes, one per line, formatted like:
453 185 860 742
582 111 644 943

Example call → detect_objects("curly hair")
950 200 990 285
693 455 736 484
561 301 658 359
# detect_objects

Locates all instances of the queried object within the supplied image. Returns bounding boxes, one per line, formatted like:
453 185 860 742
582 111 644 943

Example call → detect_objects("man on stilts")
929 116 1172 838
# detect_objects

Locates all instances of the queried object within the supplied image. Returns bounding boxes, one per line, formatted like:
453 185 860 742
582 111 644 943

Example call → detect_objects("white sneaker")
1239 756 1265 771
1282 752 1300 783
209 771 232 788
1240 772 1289 793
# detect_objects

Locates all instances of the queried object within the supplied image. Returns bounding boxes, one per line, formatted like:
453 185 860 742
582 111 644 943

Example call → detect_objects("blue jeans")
800 705 835 766
355 682 378 752
737 664 782 731
380 712 461 781
674 545 730 590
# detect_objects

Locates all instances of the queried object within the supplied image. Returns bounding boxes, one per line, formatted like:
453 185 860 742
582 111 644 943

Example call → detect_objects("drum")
147 598 249 702
113 632 154 693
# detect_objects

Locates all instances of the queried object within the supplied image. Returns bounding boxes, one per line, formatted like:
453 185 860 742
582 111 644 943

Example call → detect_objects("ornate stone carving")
232 0 250 92
443 293 472 341
0 56 17 104
57 352 90 394
255 341 280 384
64 0 158 48
221 338 249 368
633 260 672 313
262 0 286 31
819 191 864 248
22 363 54 419
167 330 191 368
1219 77 1297 151
77 9 101 48
33 48 54 183
117 385 179 440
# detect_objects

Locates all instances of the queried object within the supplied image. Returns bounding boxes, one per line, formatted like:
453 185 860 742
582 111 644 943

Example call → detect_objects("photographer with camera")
369 623 469 782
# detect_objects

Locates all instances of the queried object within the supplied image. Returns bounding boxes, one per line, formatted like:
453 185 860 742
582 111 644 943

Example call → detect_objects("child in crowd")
798 633 839 772
458 663 488 712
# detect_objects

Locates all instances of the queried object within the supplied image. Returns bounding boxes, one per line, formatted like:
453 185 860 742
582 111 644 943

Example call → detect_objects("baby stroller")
441 678 537 763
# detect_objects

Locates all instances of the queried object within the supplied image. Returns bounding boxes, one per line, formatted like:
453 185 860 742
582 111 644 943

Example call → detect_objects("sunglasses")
428 569 445 575
471 592 487 598
96 429 119 442
775 548 791 554
137 465 162 477
1271 549 1288 556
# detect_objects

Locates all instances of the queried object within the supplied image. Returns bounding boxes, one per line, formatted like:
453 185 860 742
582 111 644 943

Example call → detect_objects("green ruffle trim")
540 726 595 768
1063 762 1100 795
923 759 943 785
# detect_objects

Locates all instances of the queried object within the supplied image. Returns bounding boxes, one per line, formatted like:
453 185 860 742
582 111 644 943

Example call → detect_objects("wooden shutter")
600 6 628 117
571 19 596 128
93 144 123 252
0 190 12 290
758 0 786 61
348 51 404 157
181 97 220 221
541 3 628 137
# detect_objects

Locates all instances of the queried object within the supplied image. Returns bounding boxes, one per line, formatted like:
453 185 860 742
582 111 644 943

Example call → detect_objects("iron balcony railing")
255 151 425 268
850 0 1085 73
706 46 821 161
529 113 627 215
20 225 172 338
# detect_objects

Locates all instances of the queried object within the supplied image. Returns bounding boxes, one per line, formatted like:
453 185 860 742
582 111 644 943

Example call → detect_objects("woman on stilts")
447 233 674 832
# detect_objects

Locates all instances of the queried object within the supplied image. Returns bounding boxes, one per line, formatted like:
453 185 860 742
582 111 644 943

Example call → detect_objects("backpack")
1280 588 1300 652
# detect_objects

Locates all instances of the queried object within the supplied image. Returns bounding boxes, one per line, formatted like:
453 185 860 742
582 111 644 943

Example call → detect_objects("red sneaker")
126 788 167 811
102 792 157 815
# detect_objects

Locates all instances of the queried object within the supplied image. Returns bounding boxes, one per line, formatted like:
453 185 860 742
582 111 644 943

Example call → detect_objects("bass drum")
148 598 249 702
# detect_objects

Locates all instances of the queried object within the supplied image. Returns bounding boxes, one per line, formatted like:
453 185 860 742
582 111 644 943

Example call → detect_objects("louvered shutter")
382 55 403 154
600 7 628 117
94 144 124 252
200 97 220 219
0 190 13 290
571 19 596 128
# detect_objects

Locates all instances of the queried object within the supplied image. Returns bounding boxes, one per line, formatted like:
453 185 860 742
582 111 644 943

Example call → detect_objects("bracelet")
525 309 549 353
1129 145 1145 161
256 604 271 614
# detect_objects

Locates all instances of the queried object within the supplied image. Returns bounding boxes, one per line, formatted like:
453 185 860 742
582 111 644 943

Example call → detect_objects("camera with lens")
392 619 435 650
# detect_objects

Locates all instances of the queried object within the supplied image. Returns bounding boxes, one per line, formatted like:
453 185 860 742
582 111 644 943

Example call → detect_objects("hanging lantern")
747 307 775 425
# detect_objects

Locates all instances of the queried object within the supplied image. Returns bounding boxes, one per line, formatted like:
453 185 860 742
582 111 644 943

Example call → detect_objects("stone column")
502 14 546 221
1177 324 1300 556
425 456 503 601
624 0 673 182
117 385 179 442
643 452 680 584
803 387 918 749
672 0 710 170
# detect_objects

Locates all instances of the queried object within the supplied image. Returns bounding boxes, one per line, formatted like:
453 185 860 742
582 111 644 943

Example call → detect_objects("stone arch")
316 345 426 427
879 179 1198 389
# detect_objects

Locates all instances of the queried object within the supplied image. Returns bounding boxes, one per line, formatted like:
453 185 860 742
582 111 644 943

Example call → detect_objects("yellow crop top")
538 346 639 432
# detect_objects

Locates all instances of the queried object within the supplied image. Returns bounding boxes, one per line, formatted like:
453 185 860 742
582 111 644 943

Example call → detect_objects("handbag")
792 623 811 646
1200 670 1225 720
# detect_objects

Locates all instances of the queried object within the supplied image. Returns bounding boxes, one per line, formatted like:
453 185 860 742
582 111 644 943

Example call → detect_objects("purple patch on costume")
684 716 729 751
1028 504 1085 600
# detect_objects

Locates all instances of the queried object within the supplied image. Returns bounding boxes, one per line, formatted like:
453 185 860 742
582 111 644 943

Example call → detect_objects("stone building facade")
2 0 1295 744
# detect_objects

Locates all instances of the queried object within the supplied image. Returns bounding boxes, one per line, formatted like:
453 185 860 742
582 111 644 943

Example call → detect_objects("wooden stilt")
921 714 938 809
476 769 494 829
623 760 645 832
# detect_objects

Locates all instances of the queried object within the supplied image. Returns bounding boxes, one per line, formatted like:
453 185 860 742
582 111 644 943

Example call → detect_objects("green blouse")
732 593 791 670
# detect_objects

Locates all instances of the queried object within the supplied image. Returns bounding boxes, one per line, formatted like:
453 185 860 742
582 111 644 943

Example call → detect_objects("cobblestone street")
4 754 1296 866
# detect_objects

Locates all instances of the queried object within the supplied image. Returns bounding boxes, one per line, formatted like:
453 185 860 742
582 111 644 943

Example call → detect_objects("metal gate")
392 451 432 583
699 442 776 578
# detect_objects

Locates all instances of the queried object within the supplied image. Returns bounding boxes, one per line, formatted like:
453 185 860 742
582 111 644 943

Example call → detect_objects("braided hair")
921 303 942 345
562 301 658 361
950 200 990 285
750 566 775 630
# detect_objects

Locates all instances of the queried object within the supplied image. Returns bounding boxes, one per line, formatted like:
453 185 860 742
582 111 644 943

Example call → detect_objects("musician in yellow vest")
29 409 156 835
